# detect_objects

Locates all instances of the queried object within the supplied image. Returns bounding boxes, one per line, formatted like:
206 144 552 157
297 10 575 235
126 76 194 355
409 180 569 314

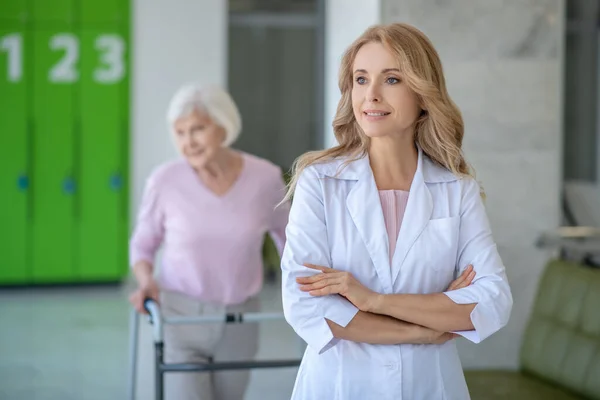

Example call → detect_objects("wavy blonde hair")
284 23 477 201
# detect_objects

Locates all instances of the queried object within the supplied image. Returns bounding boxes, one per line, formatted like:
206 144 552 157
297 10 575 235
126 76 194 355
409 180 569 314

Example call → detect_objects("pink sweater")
378 190 409 264
129 153 290 305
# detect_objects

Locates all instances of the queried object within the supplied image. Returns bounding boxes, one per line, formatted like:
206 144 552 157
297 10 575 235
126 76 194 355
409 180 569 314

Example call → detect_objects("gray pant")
161 291 260 400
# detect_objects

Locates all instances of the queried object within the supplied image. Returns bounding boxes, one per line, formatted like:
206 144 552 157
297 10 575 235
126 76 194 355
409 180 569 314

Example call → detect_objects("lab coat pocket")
420 216 460 290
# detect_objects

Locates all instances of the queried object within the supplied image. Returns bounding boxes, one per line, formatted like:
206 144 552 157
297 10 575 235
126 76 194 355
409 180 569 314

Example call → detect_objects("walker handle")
143 298 163 343
143 298 157 314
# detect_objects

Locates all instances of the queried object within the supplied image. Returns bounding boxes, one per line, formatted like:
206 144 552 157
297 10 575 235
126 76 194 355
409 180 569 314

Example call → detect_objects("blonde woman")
281 24 512 399
129 84 289 400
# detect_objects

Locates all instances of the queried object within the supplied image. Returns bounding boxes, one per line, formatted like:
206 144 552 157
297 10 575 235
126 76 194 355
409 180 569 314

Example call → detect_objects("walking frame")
128 299 303 400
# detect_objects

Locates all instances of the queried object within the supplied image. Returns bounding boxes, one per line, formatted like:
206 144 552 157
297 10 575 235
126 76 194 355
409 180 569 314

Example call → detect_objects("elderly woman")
129 83 290 400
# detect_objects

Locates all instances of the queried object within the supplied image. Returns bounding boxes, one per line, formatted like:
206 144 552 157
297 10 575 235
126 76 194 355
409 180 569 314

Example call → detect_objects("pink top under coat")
378 190 409 264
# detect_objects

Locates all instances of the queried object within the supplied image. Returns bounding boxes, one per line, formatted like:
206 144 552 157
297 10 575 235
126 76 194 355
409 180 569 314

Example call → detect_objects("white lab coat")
281 148 513 400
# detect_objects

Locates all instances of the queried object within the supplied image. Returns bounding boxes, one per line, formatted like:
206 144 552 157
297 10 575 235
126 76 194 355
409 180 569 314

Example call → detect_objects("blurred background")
1 0 599 399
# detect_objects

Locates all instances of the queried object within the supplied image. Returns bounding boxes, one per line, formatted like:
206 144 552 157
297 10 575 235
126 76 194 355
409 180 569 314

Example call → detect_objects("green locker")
31 30 77 282
77 27 128 280
0 27 29 283
0 0 131 285
80 0 129 25
0 0 28 23
31 0 74 24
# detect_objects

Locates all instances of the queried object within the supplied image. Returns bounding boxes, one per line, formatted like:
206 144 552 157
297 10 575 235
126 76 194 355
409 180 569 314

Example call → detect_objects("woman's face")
351 41 422 140
173 109 226 169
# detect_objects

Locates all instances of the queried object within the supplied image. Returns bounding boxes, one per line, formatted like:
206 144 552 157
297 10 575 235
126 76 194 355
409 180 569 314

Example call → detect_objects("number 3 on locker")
0 33 125 84
94 34 125 84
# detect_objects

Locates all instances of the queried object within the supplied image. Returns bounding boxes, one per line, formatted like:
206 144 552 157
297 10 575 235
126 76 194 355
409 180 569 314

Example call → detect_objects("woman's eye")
355 76 366 85
386 77 400 84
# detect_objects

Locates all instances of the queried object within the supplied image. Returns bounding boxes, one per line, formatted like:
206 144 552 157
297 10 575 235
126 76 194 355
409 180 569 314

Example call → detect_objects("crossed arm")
299 264 477 339
299 264 476 346
325 311 452 346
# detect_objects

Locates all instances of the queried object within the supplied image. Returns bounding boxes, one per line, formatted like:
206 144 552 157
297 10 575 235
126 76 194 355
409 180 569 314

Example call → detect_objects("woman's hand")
447 265 476 291
416 326 459 345
296 264 379 312
129 279 160 314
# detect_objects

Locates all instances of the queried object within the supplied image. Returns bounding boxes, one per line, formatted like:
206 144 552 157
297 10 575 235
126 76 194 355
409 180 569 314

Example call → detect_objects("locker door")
31 0 74 24
31 30 76 282
0 0 28 23
77 28 128 280
0 27 29 283
80 0 129 25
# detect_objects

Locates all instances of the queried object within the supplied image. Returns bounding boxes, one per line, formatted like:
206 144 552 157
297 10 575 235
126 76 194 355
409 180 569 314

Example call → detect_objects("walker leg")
155 342 165 400
128 309 140 400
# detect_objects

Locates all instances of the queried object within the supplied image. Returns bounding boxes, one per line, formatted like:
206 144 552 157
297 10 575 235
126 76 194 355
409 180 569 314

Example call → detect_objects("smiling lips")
188 149 205 157
363 109 391 120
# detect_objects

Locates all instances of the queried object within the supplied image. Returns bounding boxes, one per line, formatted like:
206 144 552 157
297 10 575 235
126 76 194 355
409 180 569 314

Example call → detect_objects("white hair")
166 83 242 147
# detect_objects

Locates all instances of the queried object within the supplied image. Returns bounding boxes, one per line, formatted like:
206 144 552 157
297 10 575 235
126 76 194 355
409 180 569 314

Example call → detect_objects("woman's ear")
418 97 427 113
218 126 228 144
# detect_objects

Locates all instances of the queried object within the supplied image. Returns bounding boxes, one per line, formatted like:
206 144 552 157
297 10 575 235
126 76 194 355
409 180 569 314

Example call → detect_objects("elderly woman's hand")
129 279 160 314
296 264 379 312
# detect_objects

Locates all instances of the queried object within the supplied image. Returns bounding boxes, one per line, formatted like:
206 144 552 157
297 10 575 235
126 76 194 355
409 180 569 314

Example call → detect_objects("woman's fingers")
303 263 334 273
447 269 467 290
297 267 355 297
465 270 475 285
443 333 456 343
296 274 326 284
299 276 340 292
448 265 475 290
431 332 458 345
305 283 344 297
129 285 161 315
447 278 462 291
462 265 473 277
461 265 475 287
129 291 147 314
298 264 344 285
297 271 345 284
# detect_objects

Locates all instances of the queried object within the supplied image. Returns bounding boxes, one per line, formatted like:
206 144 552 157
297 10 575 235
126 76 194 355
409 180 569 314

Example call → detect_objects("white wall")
324 0 380 148
131 0 227 217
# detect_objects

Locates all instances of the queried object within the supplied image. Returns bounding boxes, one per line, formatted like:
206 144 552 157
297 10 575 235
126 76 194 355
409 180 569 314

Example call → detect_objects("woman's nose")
366 83 381 103
180 132 193 146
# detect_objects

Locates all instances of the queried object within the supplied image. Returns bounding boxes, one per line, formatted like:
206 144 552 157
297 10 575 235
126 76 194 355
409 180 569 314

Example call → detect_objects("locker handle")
110 173 123 191
17 174 29 191
63 177 76 195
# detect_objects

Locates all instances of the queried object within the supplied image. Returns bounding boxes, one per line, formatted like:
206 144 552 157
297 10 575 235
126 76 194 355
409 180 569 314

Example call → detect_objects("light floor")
0 280 301 400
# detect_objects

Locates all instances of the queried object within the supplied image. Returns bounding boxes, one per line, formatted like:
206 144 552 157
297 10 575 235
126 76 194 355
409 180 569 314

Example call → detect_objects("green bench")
465 259 600 399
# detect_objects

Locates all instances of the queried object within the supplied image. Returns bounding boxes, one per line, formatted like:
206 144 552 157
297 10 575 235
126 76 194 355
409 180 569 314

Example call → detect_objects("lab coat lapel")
391 149 433 286
345 157 393 293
